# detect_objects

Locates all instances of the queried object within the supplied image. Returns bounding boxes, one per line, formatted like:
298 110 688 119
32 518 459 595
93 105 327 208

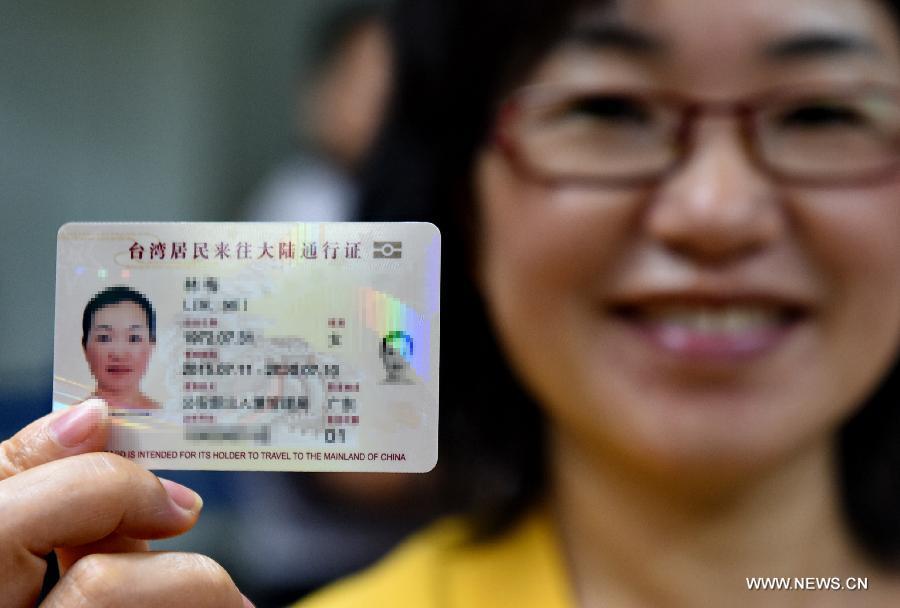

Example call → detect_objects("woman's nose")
107 339 128 358
644 118 787 266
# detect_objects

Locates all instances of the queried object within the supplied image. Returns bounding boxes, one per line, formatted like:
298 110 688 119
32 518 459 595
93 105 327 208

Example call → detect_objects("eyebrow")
561 23 881 64
564 22 666 55
763 31 882 62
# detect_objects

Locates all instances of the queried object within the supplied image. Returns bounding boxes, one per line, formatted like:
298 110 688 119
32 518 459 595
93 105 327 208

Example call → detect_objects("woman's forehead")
540 0 900 88
92 301 147 325
575 0 895 39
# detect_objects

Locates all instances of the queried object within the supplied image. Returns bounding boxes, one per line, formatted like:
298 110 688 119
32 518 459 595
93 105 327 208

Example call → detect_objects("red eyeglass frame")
492 82 900 189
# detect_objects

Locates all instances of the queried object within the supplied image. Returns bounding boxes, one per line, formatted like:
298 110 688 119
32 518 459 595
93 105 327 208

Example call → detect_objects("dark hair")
359 0 900 564
81 285 156 348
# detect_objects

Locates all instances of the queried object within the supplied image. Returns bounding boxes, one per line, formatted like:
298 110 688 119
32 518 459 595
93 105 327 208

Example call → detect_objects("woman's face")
476 0 900 479
84 301 154 395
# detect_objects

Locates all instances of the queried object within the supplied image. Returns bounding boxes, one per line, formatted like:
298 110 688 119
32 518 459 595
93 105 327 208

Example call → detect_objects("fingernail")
241 593 256 608
159 478 204 514
50 398 107 448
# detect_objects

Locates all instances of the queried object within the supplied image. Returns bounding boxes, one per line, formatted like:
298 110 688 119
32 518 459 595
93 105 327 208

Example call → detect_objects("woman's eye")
778 104 866 128
568 95 652 123
129 334 143 343
96 334 111 343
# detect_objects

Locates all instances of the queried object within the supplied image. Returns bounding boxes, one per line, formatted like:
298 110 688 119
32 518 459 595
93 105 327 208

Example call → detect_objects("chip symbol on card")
373 241 402 258
53 222 440 472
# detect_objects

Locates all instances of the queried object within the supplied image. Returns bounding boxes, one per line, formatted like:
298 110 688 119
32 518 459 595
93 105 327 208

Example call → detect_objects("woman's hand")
0 399 253 607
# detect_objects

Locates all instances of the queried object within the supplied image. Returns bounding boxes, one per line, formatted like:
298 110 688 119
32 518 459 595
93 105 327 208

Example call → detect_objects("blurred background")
1 2 439 607
2 0 375 409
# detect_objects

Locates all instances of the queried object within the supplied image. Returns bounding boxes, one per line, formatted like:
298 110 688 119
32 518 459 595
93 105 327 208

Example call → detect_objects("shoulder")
292 515 470 608
292 505 574 608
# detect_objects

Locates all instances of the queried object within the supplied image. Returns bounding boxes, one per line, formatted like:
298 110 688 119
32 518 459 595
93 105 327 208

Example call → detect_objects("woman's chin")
96 383 140 399
556 312 839 474
549 374 830 490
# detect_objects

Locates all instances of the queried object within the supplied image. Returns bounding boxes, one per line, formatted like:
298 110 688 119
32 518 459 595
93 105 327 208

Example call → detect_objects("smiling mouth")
608 300 813 360
106 366 133 375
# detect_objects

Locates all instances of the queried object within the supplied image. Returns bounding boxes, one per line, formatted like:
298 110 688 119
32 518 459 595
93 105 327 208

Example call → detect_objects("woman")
81 285 161 410
297 0 900 605
0 0 897 606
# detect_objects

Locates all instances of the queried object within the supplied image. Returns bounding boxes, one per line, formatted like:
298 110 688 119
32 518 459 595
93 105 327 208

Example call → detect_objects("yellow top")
292 506 576 608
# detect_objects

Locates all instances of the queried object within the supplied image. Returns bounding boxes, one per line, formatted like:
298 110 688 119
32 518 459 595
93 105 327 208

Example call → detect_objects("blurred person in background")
1 0 899 607
246 1 392 222
237 3 437 606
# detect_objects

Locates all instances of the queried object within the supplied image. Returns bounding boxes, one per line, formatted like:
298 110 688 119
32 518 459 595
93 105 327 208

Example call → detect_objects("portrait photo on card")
80 285 162 410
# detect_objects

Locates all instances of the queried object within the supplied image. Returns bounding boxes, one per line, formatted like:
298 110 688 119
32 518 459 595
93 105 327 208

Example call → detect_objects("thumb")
0 398 109 480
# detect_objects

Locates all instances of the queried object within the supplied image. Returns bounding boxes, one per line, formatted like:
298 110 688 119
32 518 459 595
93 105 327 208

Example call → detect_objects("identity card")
53 223 440 472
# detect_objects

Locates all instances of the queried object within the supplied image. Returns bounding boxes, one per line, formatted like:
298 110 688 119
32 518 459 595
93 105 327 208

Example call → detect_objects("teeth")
643 306 782 333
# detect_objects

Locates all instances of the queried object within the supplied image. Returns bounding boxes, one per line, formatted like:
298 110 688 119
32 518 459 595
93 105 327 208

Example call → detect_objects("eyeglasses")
494 83 900 187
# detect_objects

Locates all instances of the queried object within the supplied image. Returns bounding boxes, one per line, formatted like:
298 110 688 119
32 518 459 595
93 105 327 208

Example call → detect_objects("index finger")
0 451 202 552
0 452 202 608
0 398 108 481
